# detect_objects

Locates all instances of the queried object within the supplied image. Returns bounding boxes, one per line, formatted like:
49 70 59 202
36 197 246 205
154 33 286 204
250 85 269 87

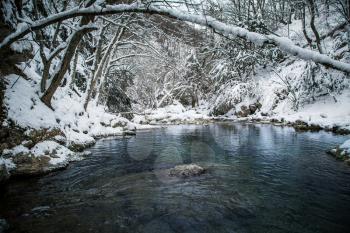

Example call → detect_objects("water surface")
1 123 350 233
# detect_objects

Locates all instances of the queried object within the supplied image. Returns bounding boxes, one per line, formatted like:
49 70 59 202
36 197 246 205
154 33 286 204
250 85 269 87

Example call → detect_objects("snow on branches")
1 2 350 73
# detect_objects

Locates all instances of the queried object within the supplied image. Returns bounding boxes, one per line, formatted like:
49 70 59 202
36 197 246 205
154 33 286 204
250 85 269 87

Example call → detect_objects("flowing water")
1 123 350 233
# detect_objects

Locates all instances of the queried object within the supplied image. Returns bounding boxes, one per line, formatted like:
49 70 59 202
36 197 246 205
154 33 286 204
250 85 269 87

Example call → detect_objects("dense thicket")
0 0 349 115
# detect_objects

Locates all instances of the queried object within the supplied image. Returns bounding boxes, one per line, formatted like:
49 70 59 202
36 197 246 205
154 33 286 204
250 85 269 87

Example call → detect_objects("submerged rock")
169 164 205 178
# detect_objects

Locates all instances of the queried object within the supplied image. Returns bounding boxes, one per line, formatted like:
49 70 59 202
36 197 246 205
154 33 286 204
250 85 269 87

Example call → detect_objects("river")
1 123 350 233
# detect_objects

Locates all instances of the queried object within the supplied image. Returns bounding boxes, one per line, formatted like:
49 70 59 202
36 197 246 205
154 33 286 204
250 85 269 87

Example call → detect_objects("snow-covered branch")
1 2 350 73
110 54 162 63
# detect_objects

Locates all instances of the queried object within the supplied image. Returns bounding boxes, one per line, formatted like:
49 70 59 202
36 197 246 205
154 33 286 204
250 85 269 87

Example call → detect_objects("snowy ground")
133 101 212 125
259 89 350 131
5 67 137 139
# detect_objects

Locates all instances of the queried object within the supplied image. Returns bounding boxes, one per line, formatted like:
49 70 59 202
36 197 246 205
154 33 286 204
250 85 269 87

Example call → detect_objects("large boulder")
210 102 234 116
169 164 205 178
235 102 262 118
25 128 65 148
0 125 26 154
11 154 52 176
248 102 261 114
235 105 251 117
3 141 78 176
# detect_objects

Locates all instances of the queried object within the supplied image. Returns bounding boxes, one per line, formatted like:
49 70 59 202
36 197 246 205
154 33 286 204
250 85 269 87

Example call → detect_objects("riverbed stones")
235 102 262 118
169 164 205 178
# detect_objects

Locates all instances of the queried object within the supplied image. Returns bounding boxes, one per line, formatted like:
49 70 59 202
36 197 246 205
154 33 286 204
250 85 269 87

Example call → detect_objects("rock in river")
169 164 205 178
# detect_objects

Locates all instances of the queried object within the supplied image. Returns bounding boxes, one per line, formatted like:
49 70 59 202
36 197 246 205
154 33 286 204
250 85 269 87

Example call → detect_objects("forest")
1 0 350 233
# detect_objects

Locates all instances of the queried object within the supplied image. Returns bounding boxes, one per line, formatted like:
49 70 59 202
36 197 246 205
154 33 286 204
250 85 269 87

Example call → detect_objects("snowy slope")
4 65 137 141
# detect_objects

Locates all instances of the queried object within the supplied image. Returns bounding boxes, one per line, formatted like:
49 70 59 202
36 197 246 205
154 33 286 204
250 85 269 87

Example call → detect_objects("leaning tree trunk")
40 0 96 109
39 35 65 93
41 26 95 109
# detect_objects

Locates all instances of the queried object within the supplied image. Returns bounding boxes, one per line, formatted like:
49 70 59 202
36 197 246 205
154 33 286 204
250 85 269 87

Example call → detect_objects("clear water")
1 123 350 233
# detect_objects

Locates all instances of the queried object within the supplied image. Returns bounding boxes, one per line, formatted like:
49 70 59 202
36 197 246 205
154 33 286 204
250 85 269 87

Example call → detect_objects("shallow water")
1 123 350 233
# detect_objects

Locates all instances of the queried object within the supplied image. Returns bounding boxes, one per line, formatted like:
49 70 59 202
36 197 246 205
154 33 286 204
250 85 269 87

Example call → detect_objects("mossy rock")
309 124 322 132
0 126 26 153
293 122 323 132
68 141 95 152
294 120 307 125
333 127 350 135
345 159 350 166
26 128 65 148
112 121 127 128
327 148 349 162
10 153 53 176
293 124 309 131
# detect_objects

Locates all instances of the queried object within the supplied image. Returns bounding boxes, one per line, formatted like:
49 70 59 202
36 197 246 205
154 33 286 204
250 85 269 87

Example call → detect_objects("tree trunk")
39 43 65 92
302 4 313 49
40 60 50 92
40 0 97 108
307 0 323 53
41 27 95 109
70 42 81 89
84 22 126 110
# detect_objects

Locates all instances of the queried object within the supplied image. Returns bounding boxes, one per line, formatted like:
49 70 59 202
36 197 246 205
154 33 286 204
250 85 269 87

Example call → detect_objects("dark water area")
1 123 350 233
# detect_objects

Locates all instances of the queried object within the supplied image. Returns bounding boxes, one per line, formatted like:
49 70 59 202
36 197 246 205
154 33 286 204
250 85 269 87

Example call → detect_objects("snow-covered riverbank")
2 73 350 183
0 72 151 181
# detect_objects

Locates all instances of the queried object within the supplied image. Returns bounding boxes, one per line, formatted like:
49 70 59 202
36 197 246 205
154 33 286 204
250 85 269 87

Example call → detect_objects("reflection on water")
1 123 350 233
